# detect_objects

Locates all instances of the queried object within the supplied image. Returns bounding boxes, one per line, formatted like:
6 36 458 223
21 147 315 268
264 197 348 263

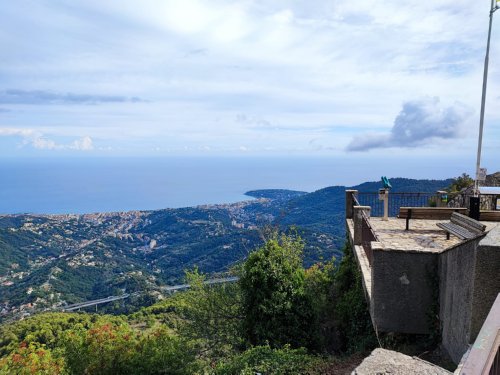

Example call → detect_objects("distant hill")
245 189 307 201
0 177 452 322
351 177 454 192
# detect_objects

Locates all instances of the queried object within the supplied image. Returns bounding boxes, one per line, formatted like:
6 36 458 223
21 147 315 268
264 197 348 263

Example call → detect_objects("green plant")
0 343 67 375
447 173 474 193
177 268 244 359
239 233 315 349
332 242 377 353
213 345 319 375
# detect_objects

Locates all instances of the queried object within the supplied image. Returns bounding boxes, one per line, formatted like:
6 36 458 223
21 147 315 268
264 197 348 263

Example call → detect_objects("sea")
0 156 476 214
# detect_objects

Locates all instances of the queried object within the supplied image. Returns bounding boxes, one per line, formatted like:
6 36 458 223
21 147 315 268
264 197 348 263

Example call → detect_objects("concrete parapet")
372 250 438 334
470 226 500 341
345 189 358 219
436 190 448 207
353 206 371 245
439 225 500 364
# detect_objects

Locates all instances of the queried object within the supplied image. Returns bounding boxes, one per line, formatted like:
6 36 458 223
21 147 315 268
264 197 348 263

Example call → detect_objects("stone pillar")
436 190 447 207
346 190 358 219
353 206 371 245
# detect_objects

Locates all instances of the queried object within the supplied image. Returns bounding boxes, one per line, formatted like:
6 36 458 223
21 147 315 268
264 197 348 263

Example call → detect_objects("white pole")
383 190 389 221
475 0 498 194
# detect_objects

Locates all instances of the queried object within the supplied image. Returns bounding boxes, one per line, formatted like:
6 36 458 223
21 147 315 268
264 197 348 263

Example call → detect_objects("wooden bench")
436 212 486 240
398 207 468 230
479 210 500 222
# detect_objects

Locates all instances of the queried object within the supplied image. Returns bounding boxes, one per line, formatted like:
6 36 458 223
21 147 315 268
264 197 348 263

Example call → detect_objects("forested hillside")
0 236 378 374
0 178 452 322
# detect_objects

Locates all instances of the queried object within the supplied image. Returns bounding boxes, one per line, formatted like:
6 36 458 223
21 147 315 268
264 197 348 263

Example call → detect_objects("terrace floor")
363 218 497 253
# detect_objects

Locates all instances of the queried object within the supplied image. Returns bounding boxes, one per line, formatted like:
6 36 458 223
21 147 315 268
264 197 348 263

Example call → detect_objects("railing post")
346 190 358 219
353 206 371 245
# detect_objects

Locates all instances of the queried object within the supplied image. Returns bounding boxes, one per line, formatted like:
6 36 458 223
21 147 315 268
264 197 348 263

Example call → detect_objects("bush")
213 345 318 375
177 268 244 359
62 321 199 375
239 234 315 349
0 343 67 375
332 242 377 353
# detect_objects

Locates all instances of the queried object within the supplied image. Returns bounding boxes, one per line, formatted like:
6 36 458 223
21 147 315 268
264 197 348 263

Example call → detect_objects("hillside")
0 177 452 322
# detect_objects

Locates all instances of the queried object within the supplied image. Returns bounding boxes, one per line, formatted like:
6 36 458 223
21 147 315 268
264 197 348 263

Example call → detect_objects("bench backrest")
480 210 500 221
450 212 486 233
399 207 467 220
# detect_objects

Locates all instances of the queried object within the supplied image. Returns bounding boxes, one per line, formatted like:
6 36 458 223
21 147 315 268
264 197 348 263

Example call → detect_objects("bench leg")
446 232 450 240
405 209 412 231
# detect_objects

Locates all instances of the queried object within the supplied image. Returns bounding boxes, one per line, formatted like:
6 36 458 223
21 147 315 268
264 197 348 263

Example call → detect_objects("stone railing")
346 190 378 266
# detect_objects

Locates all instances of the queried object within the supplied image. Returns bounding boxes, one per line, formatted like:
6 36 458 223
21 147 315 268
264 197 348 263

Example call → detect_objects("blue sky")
0 0 499 172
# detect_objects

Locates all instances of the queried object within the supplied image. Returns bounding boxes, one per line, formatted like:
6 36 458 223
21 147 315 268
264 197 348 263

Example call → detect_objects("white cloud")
347 97 474 151
0 128 94 151
32 137 58 150
71 136 94 150
0 128 37 137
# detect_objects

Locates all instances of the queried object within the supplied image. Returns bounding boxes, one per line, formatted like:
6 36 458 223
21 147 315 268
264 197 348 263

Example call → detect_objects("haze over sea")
0 155 481 215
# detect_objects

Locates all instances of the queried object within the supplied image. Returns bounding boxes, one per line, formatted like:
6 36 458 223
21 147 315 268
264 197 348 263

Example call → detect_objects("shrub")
213 345 318 375
239 234 315 349
0 343 67 375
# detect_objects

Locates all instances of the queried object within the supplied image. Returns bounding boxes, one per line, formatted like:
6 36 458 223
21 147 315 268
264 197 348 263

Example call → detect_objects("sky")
0 0 499 173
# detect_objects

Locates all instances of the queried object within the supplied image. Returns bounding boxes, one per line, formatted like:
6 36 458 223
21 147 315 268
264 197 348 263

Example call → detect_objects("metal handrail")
460 294 500 374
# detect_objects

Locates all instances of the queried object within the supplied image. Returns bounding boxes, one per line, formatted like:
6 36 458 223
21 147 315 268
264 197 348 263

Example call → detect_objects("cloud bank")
0 1 497 157
346 97 473 151
0 90 143 105
0 128 94 151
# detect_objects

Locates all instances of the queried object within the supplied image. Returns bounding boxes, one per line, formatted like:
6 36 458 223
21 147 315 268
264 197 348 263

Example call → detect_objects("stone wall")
439 225 500 364
371 250 438 334
470 227 500 340
438 238 479 364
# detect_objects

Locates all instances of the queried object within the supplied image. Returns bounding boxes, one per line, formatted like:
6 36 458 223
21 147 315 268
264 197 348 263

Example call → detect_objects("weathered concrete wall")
470 226 500 340
371 250 438 334
439 226 500 365
438 238 479 364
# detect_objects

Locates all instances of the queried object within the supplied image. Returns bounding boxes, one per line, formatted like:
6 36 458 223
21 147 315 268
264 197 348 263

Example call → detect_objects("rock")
353 348 452 375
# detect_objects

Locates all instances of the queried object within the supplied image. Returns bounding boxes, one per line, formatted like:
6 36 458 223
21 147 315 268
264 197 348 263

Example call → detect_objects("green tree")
304 260 337 352
178 269 244 359
447 173 474 193
239 234 314 349
0 343 67 375
62 321 199 375
332 242 376 353
132 327 200 375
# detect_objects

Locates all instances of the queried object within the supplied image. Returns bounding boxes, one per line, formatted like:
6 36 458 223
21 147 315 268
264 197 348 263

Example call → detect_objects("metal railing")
460 293 500 375
361 214 377 266
356 192 439 217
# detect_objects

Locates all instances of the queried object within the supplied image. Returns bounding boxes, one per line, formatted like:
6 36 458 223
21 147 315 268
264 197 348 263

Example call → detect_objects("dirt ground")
313 353 365 374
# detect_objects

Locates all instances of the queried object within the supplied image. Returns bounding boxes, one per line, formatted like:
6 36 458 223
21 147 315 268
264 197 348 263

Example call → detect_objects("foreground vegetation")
0 234 378 374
